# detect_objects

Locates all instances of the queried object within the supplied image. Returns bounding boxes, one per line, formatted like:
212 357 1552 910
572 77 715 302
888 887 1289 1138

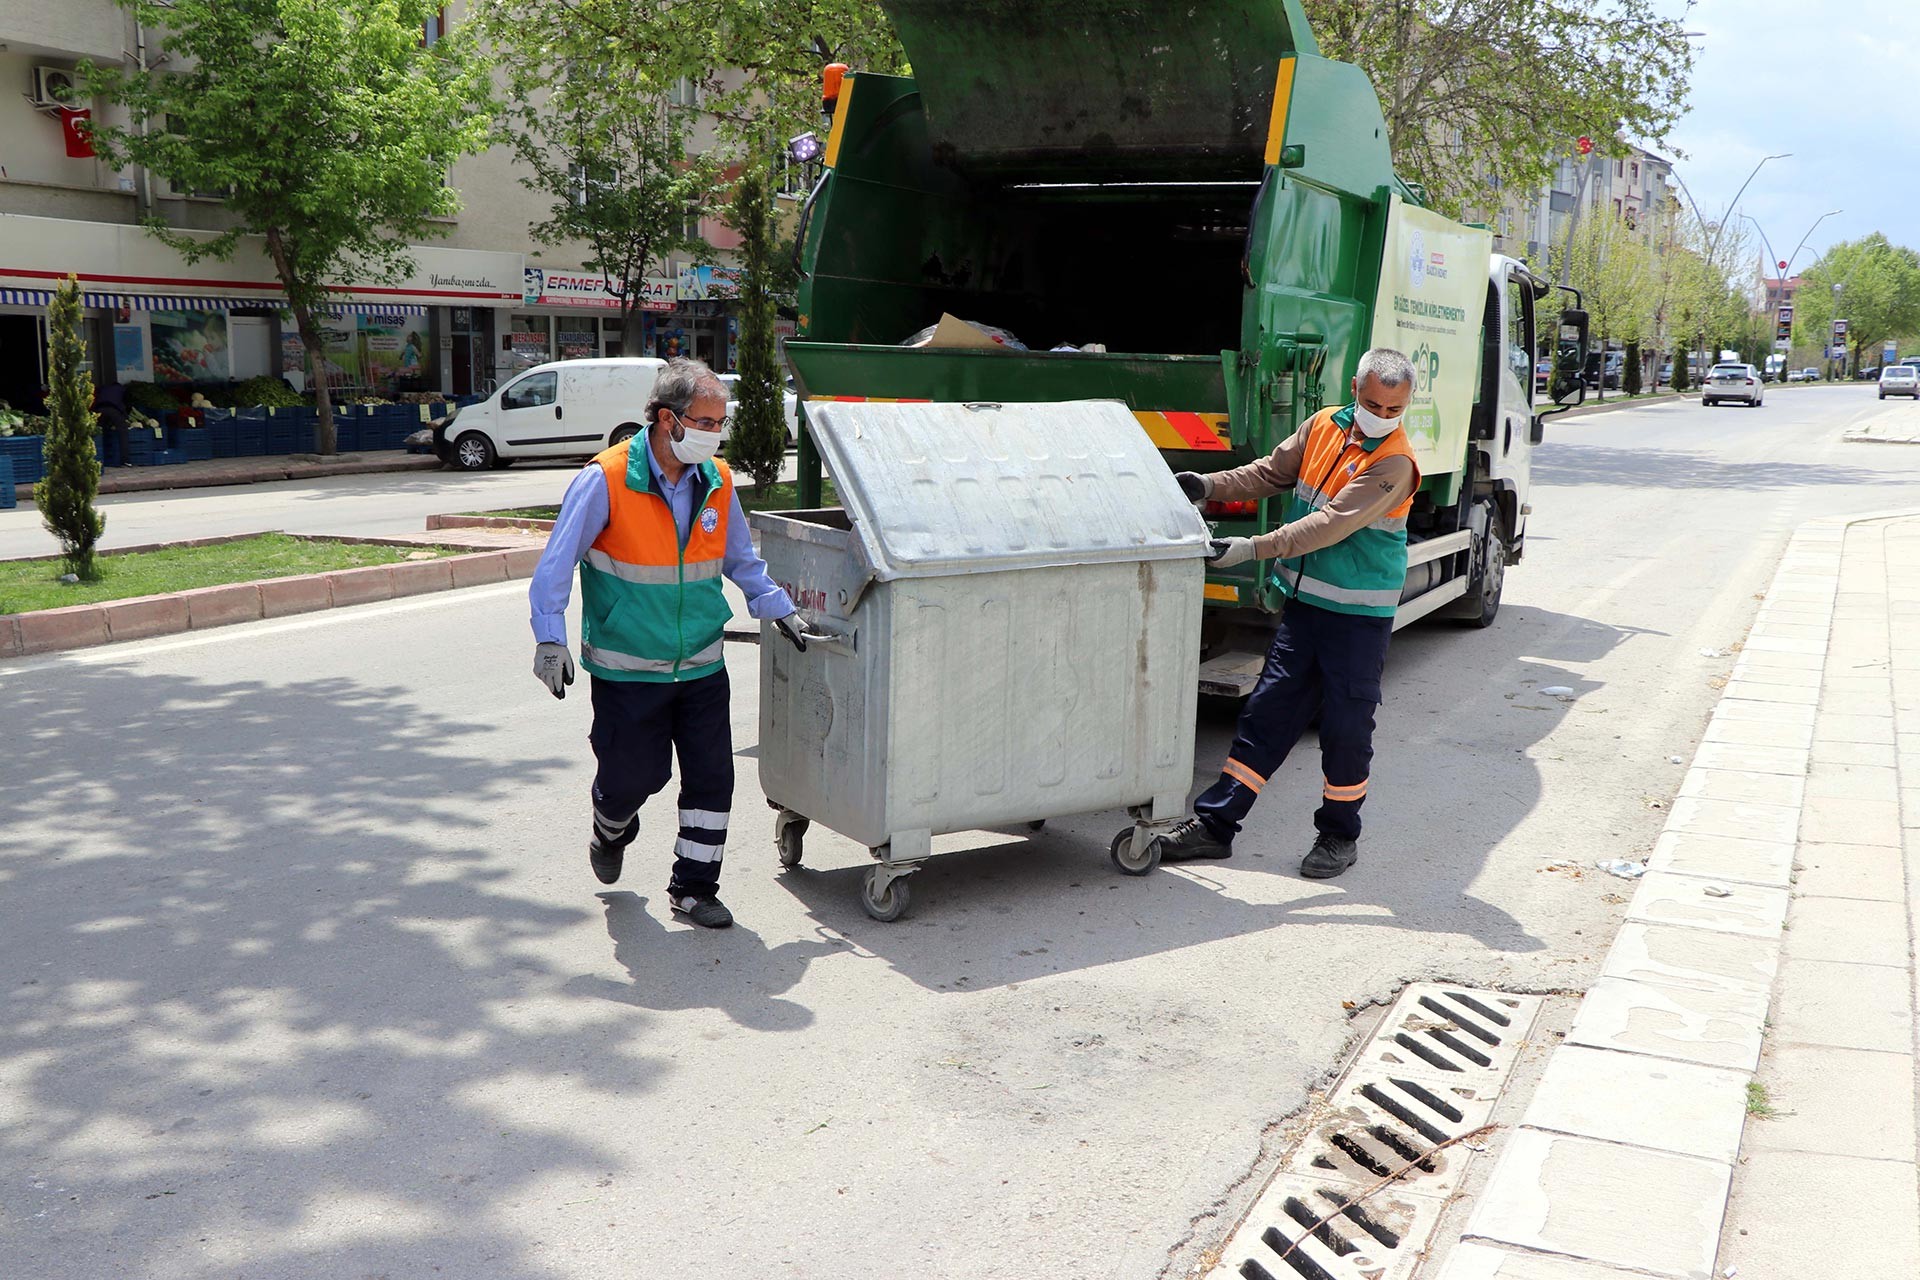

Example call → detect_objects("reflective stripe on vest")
578 441 734 682
1274 405 1422 618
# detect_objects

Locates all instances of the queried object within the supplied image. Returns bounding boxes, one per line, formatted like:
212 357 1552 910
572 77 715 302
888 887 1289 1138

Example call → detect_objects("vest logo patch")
1345 462 1358 476
700 505 720 534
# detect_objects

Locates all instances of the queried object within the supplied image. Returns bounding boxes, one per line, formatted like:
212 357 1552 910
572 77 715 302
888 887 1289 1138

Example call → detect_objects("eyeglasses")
673 411 730 432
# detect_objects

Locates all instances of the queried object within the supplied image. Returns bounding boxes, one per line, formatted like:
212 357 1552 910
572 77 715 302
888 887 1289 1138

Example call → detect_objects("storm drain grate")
1206 984 1542 1280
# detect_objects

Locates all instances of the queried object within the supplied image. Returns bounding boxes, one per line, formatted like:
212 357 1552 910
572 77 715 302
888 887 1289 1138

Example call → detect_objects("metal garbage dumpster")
750 399 1211 921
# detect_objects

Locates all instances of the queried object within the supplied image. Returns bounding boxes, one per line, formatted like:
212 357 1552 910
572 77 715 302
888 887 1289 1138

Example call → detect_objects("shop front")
0 212 523 406
503 267 681 384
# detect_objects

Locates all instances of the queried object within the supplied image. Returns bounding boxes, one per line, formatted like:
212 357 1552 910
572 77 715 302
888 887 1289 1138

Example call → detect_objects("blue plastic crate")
181 431 213 462
0 454 15 509
149 447 187 466
1 436 46 485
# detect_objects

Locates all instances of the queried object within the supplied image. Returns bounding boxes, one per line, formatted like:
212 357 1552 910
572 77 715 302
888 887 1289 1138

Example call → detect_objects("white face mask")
667 413 722 465
1352 402 1402 439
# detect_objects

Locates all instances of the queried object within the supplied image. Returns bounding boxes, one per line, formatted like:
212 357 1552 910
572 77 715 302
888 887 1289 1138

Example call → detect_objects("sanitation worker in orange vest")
527 359 810 928
1158 347 1423 880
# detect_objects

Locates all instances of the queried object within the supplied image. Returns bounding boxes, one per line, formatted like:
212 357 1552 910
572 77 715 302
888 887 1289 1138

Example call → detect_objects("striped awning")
0 288 51 306
75 291 426 316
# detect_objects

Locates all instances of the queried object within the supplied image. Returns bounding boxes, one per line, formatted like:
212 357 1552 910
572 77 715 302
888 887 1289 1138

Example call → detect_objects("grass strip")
0 533 456 615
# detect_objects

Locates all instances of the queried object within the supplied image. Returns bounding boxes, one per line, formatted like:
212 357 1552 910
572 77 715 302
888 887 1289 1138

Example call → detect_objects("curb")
427 513 558 533
1427 507 1920 1280
23 453 442 500
0 543 540 661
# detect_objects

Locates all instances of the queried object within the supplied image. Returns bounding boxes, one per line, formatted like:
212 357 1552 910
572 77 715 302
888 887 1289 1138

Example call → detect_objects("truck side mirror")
1550 308 1590 407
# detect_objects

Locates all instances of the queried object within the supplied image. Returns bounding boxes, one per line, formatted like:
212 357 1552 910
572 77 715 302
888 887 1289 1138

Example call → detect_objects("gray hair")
1355 347 1417 390
646 357 727 425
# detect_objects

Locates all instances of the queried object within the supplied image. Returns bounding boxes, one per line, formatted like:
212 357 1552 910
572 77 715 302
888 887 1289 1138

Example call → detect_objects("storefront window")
556 322 598 360
504 314 552 373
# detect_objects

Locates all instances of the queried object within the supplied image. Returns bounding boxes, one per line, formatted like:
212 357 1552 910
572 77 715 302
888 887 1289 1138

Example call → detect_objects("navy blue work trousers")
588 669 734 896
1195 601 1393 843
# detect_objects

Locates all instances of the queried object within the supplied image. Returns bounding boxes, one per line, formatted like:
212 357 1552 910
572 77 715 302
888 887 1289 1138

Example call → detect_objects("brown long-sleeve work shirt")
1210 425 1417 561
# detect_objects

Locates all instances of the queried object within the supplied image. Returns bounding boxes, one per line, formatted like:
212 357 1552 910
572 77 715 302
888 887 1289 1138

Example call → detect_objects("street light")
1667 153 1790 377
1746 209 1842 375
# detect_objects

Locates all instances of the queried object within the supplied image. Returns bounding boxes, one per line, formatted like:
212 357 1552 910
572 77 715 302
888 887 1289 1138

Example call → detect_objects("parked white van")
432 358 665 470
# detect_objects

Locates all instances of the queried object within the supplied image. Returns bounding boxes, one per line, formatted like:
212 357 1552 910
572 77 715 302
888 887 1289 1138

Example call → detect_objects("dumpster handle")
799 626 857 658
791 173 830 279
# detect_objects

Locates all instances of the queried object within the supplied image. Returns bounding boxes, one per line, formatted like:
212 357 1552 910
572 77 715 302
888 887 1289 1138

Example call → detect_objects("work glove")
534 641 575 699
774 610 811 653
1174 471 1213 504
1207 537 1257 569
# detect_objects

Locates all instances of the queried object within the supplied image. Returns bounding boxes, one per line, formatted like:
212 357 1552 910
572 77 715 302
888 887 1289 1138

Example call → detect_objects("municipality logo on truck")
1410 230 1427 289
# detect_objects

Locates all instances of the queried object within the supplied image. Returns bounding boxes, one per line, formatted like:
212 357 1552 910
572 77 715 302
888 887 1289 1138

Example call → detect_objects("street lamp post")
1742 209 1840 378
1669 153 1790 380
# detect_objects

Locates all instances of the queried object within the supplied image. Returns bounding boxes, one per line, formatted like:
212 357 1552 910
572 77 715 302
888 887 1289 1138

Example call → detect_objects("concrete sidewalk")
84 452 443 495
1429 508 1920 1279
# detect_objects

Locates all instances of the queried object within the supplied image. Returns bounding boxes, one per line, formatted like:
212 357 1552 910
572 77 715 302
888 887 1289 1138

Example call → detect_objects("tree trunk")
292 304 338 455
622 303 646 360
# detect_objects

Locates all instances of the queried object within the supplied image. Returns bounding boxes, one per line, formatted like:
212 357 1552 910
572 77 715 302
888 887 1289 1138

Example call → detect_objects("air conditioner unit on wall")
31 65 79 110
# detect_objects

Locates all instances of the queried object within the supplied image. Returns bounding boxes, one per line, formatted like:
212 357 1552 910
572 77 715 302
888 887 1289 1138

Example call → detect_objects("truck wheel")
452 431 496 471
1458 506 1507 629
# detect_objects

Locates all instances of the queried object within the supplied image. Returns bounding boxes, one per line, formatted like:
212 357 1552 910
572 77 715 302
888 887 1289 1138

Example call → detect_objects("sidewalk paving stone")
1566 976 1767 1071
1719 680 1819 707
1716 1151 1920 1280
1803 762 1900 802
1769 957 1912 1053
1743 1045 1917 1162
1800 793 1901 846
1601 921 1780 996
1687 742 1808 778
1663 796 1802 847
1645 831 1794 887
1520 1045 1748 1163
1792 841 1908 901
1780 896 1911 966
1809 738 1897 767
1811 712 1897 745
1465 1129 1729 1279
1678 768 1804 808
1723 663 1821 689
1435 1243 1659 1280
1728 648 1824 671
1714 698 1816 725
1625 871 1790 939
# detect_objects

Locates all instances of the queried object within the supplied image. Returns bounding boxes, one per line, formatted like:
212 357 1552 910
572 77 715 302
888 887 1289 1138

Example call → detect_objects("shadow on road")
0 665 631 1278
773 601 1647 992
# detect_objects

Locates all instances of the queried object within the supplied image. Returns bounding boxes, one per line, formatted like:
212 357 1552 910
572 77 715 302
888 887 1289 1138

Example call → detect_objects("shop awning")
77 290 426 316
0 288 53 306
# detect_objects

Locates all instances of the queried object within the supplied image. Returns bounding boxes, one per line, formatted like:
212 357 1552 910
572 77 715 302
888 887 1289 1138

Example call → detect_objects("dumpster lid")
801 399 1210 581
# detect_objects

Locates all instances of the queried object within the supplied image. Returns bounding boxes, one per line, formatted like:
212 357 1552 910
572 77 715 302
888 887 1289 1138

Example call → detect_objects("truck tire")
1454 504 1507 629
452 430 496 471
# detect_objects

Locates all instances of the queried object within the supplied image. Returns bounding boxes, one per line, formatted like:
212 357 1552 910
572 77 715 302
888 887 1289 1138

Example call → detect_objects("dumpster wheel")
773 810 810 868
1109 827 1163 876
861 866 911 922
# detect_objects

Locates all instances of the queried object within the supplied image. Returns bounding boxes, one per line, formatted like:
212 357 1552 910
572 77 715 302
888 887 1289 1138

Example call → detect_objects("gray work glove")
1174 471 1213 504
774 610 811 652
1207 537 1257 569
534 641 575 699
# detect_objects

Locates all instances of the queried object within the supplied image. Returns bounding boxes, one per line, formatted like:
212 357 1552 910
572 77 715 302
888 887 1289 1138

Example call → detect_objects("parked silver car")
1879 365 1920 400
1702 363 1763 407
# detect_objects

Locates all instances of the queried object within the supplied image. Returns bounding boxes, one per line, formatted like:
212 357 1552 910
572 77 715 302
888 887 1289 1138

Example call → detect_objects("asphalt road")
5 385 1919 1278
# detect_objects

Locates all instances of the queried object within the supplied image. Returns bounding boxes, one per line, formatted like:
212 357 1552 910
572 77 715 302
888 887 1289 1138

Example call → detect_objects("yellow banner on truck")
1369 195 1493 478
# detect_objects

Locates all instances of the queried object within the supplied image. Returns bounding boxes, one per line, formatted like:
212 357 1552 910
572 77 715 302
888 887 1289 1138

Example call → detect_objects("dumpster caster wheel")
1027 819 1046 832
861 868 910 922
1109 828 1161 876
776 823 807 868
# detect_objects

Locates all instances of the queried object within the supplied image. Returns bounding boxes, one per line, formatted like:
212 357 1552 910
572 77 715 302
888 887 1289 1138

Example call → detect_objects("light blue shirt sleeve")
724 489 795 620
528 466 610 646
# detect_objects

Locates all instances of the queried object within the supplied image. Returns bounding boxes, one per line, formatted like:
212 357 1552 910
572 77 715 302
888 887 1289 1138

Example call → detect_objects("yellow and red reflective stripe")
1221 757 1267 793
1133 410 1231 452
1322 778 1369 802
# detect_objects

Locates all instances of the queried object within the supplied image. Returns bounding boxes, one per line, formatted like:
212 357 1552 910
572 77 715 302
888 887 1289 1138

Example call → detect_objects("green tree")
1304 0 1694 218
724 163 787 490
82 0 492 454
1559 209 1652 402
477 0 722 357
1793 235 1920 375
36 277 104 581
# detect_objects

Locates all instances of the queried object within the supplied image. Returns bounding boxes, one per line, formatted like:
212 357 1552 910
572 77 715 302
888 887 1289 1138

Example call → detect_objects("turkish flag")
57 108 94 159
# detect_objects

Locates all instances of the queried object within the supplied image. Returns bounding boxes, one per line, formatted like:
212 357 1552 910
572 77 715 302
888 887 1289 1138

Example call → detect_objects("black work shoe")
1300 832 1359 879
588 816 639 885
1156 817 1234 862
668 892 734 929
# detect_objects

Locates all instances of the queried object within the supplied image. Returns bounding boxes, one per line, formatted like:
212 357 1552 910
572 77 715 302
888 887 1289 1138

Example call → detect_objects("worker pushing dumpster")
752 399 1212 921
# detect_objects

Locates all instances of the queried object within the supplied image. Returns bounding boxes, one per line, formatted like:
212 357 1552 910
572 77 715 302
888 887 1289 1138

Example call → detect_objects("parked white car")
432 358 665 470
1702 362 1763 407
1879 365 1920 400
717 372 801 444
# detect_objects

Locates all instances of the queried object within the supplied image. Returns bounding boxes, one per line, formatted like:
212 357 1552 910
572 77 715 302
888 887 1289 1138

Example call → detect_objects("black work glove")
774 611 811 652
1174 471 1213 504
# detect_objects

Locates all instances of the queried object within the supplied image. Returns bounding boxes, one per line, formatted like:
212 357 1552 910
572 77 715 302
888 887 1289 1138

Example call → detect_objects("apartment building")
0 1 758 412
1499 143 1677 264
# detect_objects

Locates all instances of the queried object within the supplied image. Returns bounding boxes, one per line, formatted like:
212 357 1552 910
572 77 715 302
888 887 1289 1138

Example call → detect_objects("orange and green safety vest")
1272 404 1422 618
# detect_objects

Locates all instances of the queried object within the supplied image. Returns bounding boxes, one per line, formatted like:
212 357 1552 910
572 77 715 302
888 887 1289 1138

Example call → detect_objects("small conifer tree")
36 275 104 580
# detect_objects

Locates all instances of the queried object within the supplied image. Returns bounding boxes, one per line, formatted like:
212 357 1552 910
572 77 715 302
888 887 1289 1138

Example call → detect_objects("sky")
1660 0 1916 277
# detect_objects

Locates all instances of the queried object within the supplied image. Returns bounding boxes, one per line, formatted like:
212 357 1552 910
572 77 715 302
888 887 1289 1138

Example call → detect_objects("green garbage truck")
783 0 1589 695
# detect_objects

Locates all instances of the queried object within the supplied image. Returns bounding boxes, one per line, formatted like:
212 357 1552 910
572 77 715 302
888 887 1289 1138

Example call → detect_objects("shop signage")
523 267 679 311
677 264 743 301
